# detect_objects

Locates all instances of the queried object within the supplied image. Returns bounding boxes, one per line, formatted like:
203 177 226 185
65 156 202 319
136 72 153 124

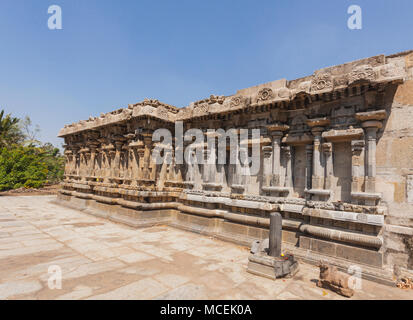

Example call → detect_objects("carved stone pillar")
271 132 282 186
142 133 153 180
238 145 248 186
78 149 85 181
82 149 91 181
64 149 75 178
182 139 195 189
172 138 184 186
267 125 289 187
73 147 80 178
351 140 365 195
89 146 97 178
229 130 244 193
202 147 210 183
355 110 387 205
160 143 173 188
322 142 333 190
102 146 114 183
113 139 125 179
63 152 70 177
363 124 380 193
311 127 324 190
74 151 79 177
202 131 221 191
305 145 313 191
130 147 139 185
282 145 293 188
108 148 116 180
208 135 218 184
137 147 145 181
306 117 330 200
262 145 273 187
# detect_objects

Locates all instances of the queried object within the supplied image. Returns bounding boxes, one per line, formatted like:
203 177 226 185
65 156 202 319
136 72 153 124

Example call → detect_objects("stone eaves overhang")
58 51 410 137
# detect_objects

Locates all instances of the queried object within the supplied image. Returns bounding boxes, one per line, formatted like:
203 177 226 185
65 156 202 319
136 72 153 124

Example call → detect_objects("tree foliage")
0 109 64 191
0 110 24 148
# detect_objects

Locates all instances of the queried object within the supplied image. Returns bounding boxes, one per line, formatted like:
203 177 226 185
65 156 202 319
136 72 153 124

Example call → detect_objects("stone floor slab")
0 196 411 300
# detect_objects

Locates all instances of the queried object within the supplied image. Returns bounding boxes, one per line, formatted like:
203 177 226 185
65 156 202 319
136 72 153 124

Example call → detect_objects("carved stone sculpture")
317 262 354 298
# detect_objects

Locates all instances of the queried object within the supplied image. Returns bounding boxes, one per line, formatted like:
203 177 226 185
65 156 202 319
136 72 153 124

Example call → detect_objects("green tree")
0 146 49 190
0 110 24 148
0 109 65 190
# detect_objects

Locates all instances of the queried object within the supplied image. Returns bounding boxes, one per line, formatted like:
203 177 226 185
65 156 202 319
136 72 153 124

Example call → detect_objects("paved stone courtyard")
0 195 412 300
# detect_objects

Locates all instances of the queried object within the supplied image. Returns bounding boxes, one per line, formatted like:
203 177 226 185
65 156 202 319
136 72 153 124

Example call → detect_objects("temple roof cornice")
59 51 410 137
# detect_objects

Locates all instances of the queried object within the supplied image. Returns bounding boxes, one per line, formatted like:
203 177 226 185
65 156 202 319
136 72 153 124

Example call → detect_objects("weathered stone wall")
57 51 413 282
377 52 413 276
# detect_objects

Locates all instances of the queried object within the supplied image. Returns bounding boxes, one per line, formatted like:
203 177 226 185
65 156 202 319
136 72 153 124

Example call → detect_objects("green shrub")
0 145 64 191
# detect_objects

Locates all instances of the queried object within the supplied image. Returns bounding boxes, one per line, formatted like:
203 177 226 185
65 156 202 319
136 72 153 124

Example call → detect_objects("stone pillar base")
247 253 299 280
247 239 299 280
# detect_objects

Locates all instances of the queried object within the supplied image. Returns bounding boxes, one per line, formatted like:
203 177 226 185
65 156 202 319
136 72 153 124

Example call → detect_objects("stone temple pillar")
364 124 380 190
305 145 313 190
182 139 195 189
207 139 219 183
283 146 293 188
83 149 91 181
271 132 282 186
202 147 210 183
262 145 273 187
103 149 112 183
351 140 365 194
127 139 141 187
322 142 333 190
79 150 88 181
361 122 382 203
267 125 289 187
208 141 218 184
142 133 153 180
89 146 98 178
306 117 330 200
229 130 245 193
202 131 221 191
113 141 123 178
355 109 387 204
136 147 145 181
238 145 248 186
108 149 116 180
311 127 324 190
306 118 330 190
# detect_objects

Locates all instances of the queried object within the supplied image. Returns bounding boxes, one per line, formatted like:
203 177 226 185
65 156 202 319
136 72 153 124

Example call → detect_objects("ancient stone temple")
58 51 413 283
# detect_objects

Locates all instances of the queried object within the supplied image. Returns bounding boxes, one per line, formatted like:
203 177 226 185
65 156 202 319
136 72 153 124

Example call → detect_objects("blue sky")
0 0 412 147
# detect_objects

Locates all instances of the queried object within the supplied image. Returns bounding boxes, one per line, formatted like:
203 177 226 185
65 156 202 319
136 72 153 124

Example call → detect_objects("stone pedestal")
247 212 299 280
247 252 299 280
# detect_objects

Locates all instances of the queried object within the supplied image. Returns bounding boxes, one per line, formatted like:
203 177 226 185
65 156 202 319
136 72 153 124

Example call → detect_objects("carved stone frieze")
349 66 377 84
311 74 333 92
257 88 275 101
